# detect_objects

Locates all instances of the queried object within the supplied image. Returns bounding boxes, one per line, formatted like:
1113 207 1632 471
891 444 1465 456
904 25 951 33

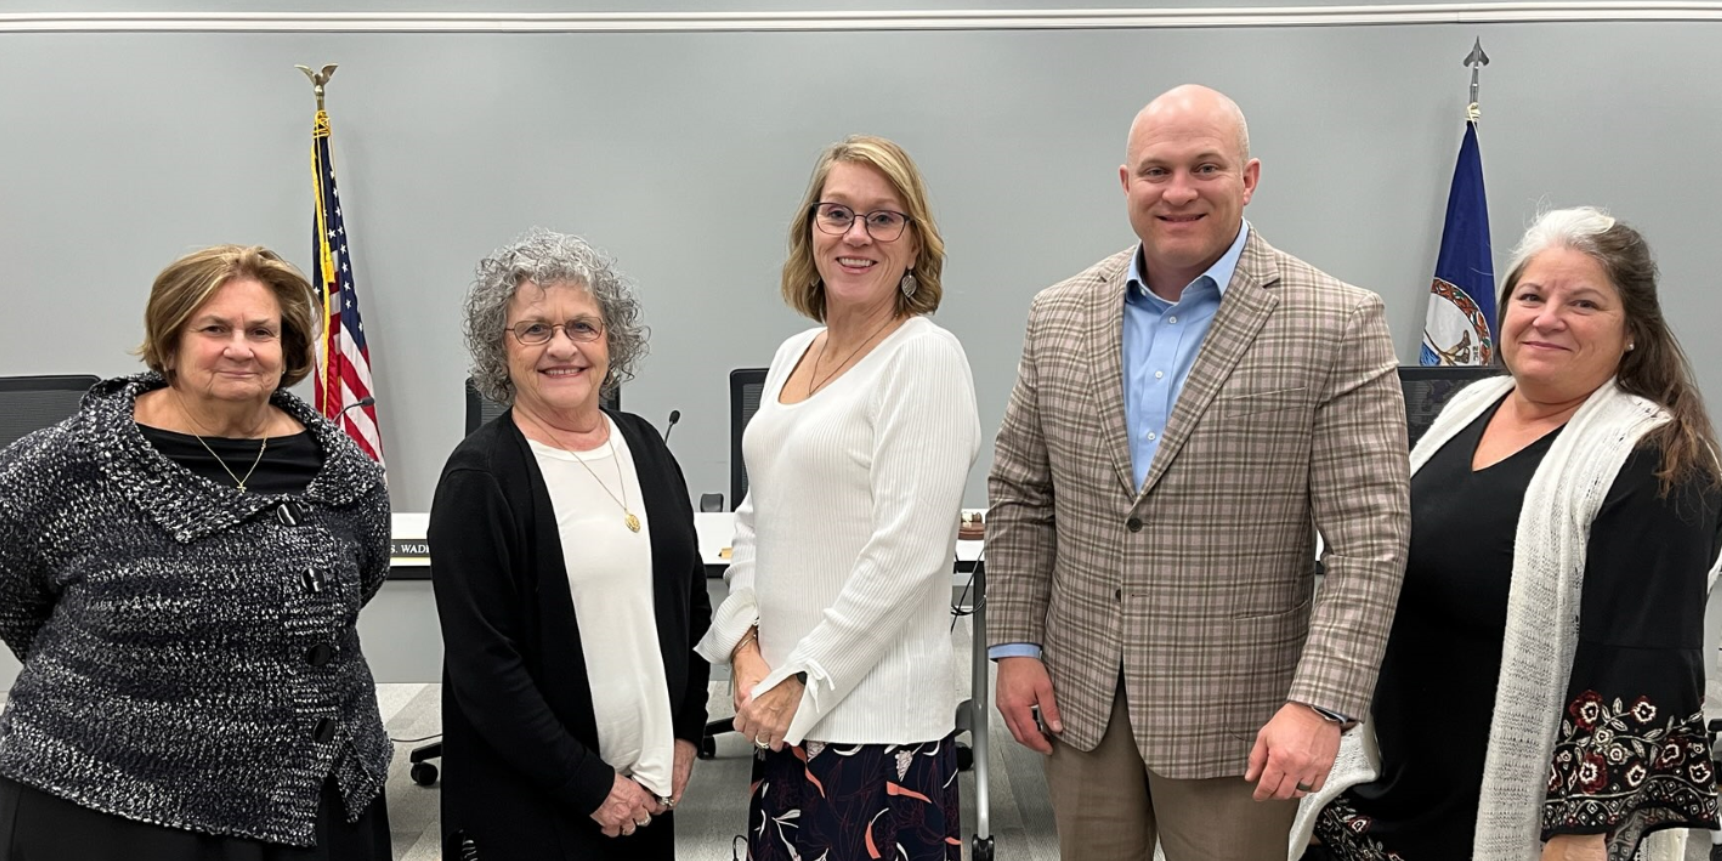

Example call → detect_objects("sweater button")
313 718 337 743
301 569 323 594
305 643 334 667
1126 517 1143 533
277 503 300 526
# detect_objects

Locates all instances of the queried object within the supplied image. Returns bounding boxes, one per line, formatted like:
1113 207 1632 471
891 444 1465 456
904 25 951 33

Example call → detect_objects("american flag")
310 108 384 465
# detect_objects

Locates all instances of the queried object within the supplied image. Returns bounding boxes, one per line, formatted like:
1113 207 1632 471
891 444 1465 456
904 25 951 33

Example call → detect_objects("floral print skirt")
745 733 962 861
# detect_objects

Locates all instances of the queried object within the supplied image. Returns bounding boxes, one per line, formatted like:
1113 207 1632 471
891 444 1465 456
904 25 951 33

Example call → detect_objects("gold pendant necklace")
176 390 269 493
534 416 640 533
193 433 267 492
809 315 898 396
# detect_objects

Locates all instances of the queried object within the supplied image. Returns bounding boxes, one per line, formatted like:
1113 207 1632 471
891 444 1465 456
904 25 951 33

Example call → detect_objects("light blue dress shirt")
990 223 1251 662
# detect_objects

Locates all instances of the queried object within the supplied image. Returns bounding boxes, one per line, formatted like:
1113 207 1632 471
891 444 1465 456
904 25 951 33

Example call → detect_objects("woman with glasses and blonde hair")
697 135 981 861
429 229 710 860
0 244 392 859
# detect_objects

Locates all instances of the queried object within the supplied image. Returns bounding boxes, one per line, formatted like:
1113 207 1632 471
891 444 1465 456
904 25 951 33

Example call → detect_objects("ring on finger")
1295 781 1314 793
636 815 652 826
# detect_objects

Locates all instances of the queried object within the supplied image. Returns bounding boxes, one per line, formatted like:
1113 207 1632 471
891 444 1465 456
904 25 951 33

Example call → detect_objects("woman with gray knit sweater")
0 245 392 859
697 135 981 861
1296 208 1721 861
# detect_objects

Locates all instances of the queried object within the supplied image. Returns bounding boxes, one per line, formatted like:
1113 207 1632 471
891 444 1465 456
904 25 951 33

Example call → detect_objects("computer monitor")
729 368 769 510
1398 365 1502 448
0 375 100 450
464 377 620 435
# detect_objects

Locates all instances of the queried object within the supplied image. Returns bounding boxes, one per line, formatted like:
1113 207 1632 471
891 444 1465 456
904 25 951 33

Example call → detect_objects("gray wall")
4 7 1720 681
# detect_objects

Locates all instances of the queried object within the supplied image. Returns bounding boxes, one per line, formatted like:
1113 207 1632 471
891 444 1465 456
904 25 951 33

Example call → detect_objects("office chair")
727 368 768 509
698 369 770 759
0 375 100 450
1398 364 1501 448
407 378 627 787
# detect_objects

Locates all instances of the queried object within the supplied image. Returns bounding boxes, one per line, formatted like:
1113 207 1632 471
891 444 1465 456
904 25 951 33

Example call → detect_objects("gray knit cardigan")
0 373 393 847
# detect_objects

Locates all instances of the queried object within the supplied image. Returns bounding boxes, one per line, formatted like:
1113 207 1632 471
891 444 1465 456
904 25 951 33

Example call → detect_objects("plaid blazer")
986 231 1411 779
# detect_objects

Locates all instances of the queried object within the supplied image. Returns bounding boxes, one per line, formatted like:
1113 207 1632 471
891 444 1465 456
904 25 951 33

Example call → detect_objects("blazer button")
305 643 335 667
312 718 337 744
1126 517 1143 533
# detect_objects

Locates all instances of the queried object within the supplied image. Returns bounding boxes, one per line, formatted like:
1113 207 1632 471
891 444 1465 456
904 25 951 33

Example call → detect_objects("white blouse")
530 416 674 798
697 317 981 745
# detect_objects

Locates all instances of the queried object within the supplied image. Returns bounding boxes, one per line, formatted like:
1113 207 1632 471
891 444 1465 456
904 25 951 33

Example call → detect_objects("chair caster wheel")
698 736 717 760
410 761 438 786
972 836 995 860
955 742 974 772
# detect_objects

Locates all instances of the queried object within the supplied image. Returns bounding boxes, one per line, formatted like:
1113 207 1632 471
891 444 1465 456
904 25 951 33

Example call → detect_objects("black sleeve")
1543 445 1722 849
0 430 63 661
429 465 615 815
670 450 713 744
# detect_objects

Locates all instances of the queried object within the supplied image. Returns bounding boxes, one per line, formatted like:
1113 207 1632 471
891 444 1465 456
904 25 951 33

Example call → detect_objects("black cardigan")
428 408 711 858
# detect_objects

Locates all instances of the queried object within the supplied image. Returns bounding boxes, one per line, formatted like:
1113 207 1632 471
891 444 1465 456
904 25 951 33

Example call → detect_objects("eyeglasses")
810 202 913 242
509 317 604 346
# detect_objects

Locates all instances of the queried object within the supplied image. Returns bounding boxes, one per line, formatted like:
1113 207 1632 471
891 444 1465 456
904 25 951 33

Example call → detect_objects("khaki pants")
1044 681 1297 861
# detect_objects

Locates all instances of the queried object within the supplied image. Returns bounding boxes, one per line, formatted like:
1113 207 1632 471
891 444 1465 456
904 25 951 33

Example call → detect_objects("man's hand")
995 656 1062 755
669 739 697 809
734 675 804 752
589 773 660 837
1245 702 1341 801
1540 834 1606 861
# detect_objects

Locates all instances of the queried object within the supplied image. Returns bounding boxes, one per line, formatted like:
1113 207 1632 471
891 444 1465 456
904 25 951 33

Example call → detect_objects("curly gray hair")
463 228 648 405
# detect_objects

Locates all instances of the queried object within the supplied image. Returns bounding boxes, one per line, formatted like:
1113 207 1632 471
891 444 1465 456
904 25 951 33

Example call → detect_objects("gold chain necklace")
533 417 641 533
810 316 897 395
191 433 268 493
176 390 270 493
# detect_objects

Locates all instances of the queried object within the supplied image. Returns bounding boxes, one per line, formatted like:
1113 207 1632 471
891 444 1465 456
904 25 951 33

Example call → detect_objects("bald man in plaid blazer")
986 85 1410 860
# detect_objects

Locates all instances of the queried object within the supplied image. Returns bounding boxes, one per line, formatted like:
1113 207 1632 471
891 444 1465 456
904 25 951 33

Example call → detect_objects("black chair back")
1398 365 1503 448
0 375 100 450
729 368 769 510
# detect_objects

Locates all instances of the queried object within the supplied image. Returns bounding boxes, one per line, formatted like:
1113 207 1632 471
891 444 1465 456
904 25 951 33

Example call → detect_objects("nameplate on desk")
390 539 430 563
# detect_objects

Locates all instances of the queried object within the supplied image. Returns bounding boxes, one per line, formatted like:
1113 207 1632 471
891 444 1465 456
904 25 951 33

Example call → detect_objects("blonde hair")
138 245 319 388
780 135 946 322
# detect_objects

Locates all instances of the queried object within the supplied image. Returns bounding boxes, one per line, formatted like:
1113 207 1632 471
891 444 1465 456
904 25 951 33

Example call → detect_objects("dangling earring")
899 273 918 299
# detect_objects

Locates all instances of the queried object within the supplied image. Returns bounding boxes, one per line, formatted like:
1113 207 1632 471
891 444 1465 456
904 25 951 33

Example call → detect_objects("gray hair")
1502 205 1618 279
462 228 648 405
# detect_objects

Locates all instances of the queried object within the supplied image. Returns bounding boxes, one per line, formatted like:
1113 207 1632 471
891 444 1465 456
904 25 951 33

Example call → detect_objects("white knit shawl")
1285 376 1709 861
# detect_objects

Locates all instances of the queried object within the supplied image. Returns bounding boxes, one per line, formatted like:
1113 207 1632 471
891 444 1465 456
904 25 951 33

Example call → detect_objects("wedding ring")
1295 781 1314 793
754 736 771 749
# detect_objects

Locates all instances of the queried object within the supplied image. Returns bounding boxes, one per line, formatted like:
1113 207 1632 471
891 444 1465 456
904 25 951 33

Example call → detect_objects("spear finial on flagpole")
1462 38 1489 123
295 63 339 113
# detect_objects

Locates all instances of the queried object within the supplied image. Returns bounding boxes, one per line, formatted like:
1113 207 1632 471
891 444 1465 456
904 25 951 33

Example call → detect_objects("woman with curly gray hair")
428 229 711 861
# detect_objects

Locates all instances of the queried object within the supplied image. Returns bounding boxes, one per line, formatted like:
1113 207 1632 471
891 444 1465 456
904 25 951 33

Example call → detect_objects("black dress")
0 428 390 861
1314 396 1721 860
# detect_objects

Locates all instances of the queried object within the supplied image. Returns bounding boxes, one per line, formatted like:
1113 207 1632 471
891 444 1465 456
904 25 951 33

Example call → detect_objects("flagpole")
298 62 340 419
1463 37 1489 122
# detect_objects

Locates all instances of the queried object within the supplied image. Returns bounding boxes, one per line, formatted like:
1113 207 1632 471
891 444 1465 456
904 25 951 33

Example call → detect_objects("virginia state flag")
1420 120 1496 366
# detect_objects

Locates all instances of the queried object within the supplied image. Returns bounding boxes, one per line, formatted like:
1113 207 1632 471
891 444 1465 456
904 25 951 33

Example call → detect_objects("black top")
137 425 323 495
428 409 712 861
1317 395 1721 860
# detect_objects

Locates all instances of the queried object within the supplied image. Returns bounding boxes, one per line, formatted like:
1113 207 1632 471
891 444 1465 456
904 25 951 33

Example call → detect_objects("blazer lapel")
1085 253 1138 498
1138 232 1282 499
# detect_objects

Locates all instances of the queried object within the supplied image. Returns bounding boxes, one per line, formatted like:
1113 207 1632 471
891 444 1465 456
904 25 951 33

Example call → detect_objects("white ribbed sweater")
695 316 981 744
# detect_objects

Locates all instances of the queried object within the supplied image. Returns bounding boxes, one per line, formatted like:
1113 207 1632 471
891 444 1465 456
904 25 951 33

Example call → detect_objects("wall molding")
4 4 1722 33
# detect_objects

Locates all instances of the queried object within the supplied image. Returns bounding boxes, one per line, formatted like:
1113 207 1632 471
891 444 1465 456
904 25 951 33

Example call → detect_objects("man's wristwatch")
1303 702 1350 724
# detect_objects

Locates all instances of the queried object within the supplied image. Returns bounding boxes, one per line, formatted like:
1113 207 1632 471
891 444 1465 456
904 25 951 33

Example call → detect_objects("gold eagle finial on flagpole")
295 63 339 113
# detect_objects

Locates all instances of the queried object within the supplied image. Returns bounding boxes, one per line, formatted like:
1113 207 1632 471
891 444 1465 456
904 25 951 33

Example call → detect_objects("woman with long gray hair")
429 229 710 860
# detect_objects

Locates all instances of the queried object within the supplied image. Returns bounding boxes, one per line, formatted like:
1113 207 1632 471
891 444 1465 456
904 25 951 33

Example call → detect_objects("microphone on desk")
339 396 376 419
663 409 681 442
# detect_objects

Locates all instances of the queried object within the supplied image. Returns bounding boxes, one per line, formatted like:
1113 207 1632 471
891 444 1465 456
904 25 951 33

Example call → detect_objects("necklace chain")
810 316 897 396
531 416 641 534
174 390 270 493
